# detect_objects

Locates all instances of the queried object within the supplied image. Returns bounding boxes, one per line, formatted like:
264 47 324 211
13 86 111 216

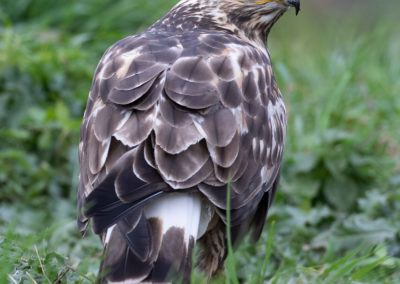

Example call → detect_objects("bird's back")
78 0 290 282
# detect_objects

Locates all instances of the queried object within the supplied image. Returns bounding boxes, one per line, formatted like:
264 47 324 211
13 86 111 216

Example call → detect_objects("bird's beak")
287 0 300 15
255 0 301 16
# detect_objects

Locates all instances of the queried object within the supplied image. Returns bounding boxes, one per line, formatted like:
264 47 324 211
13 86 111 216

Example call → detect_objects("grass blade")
258 221 275 283
324 256 366 284
225 182 239 284
351 257 386 281
319 245 365 279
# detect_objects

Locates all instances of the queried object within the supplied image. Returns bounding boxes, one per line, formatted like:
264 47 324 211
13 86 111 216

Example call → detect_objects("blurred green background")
0 0 399 283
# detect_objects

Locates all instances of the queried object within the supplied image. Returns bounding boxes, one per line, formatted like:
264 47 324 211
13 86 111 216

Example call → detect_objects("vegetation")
1 0 399 283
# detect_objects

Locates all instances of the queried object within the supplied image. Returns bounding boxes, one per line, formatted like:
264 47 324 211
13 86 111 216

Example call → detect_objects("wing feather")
154 141 209 183
159 96 193 127
79 31 286 218
165 72 220 109
93 104 130 141
207 131 240 168
194 108 237 147
113 107 156 147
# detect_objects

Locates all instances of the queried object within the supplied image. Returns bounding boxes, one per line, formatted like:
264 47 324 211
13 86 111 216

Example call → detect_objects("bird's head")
216 0 301 44
164 0 300 46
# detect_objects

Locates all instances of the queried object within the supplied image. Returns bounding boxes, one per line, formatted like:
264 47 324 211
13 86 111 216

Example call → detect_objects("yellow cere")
254 0 280 4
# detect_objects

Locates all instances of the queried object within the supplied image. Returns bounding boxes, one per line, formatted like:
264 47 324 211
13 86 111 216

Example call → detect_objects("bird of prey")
77 0 299 282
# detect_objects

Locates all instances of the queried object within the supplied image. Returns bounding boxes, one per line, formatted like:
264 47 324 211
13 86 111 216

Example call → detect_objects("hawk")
77 0 299 282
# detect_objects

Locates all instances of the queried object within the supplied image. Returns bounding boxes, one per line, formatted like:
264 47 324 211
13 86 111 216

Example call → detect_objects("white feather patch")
104 224 117 245
144 192 212 245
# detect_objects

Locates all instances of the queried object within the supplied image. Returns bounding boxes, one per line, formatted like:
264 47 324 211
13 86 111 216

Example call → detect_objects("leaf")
287 152 319 174
313 215 397 252
323 177 359 211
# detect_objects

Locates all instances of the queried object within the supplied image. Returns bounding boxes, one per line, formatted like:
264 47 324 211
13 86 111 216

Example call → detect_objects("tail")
98 192 212 283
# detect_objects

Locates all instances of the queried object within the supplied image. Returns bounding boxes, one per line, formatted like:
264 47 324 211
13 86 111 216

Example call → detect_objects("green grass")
1 0 400 283
225 183 239 284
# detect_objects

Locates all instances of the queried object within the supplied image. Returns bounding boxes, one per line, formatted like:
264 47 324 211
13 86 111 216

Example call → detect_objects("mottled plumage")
78 0 299 282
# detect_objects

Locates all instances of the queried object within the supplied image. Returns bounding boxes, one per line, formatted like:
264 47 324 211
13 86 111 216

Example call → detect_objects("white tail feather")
144 192 212 245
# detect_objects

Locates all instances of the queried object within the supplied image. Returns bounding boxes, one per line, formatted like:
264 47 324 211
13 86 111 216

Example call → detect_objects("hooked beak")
287 0 300 15
255 0 301 16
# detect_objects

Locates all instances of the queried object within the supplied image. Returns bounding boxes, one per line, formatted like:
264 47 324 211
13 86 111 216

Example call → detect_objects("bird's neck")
151 0 286 49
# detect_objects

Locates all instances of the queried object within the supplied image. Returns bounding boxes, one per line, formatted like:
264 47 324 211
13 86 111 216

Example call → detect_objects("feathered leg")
196 220 227 280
